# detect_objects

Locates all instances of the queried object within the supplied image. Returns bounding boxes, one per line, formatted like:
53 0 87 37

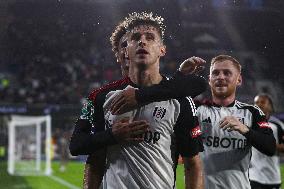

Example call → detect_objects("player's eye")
121 41 127 48
212 70 219 76
145 33 155 41
223 70 232 76
131 33 141 41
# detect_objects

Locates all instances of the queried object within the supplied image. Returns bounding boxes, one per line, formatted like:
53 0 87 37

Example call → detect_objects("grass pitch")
0 161 283 189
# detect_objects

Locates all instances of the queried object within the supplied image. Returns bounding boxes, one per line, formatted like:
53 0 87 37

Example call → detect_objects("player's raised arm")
110 56 207 115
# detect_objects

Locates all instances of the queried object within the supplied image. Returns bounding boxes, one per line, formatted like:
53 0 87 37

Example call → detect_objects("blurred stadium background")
0 0 283 188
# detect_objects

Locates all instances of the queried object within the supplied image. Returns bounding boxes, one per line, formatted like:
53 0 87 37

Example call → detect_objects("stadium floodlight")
7 115 52 176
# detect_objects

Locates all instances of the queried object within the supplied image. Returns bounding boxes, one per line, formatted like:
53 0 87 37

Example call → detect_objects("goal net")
7 115 52 176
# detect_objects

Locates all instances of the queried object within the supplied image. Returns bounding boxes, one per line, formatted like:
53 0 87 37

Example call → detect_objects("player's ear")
208 74 212 86
115 53 120 63
122 47 129 60
237 74 242 86
125 48 130 60
160 45 166 57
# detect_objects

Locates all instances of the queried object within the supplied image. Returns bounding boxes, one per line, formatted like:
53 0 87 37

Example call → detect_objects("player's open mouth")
215 82 227 87
136 49 149 55
216 85 227 87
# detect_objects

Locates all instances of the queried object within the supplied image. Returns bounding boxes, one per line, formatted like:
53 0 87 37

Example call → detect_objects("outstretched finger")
111 97 125 114
113 103 128 115
117 117 130 123
110 94 123 105
111 94 123 106
219 119 229 128
131 124 149 133
130 130 147 138
128 120 149 128
221 123 231 131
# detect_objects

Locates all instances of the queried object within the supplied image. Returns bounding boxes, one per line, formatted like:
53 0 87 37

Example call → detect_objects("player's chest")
105 100 179 132
198 107 252 135
198 106 252 149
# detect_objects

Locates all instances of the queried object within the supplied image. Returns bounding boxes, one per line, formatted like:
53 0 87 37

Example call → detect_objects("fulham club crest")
153 106 166 121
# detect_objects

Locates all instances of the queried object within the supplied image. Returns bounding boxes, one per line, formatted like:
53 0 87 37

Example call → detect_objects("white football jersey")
249 116 284 185
197 100 267 189
102 85 202 189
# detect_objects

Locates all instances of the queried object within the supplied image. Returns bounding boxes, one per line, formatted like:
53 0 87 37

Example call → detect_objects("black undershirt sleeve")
243 107 276 156
69 119 116 156
174 97 204 158
244 128 275 156
69 92 118 156
136 71 207 104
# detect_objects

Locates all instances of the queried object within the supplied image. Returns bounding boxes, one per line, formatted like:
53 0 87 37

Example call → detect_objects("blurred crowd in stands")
0 0 283 111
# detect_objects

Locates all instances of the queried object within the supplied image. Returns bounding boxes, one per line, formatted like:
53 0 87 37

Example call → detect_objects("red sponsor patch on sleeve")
257 121 271 129
191 126 202 138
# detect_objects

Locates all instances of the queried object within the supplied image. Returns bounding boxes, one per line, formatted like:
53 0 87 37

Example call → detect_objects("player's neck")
265 113 270 120
212 94 236 107
129 63 162 87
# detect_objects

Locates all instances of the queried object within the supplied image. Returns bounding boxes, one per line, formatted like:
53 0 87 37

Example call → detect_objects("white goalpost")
7 115 52 176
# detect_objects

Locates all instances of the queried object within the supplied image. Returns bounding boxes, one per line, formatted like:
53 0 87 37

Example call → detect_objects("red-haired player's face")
126 25 165 68
209 60 242 99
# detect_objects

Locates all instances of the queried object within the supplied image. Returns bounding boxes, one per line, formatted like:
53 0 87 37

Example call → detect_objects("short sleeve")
174 97 204 157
